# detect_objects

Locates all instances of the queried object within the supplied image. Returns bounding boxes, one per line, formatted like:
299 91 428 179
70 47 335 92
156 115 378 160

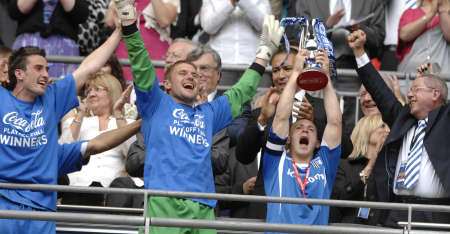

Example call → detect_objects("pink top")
116 0 169 82
397 8 440 62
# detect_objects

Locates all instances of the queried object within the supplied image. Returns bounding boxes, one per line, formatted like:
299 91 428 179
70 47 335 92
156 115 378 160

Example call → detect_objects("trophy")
280 17 337 91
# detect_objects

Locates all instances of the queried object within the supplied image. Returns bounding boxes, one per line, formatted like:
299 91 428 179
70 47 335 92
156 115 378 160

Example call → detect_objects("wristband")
72 119 82 125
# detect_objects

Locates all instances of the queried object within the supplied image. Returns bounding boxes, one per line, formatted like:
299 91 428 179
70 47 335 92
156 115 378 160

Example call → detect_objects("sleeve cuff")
80 141 88 158
249 63 266 76
356 53 370 68
122 23 139 36
257 121 266 131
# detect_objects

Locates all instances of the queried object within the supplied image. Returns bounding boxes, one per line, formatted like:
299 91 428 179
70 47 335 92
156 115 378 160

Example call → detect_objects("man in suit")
348 29 450 227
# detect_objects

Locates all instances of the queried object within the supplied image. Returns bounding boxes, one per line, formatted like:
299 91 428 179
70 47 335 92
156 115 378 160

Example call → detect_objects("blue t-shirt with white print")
263 128 341 231
135 78 232 207
0 75 79 211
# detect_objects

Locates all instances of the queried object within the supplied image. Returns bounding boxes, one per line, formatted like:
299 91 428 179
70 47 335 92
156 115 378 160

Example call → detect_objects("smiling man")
115 0 284 232
349 29 450 227
0 29 122 234
263 49 342 228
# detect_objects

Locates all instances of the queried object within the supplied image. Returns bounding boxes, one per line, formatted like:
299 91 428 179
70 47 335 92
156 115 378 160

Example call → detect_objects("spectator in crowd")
0 0 17 48
78 0 110 55
200 0 271 85
397 0 450 74
292 0 385 69
169 0 202 40
381 0 412 71
264 48 341 226
269 0 294 19
164 38 198 70
0 46 12 87
8 0 89 78
59 73 135 206
214 146 259 218
0 28 121 234
116 0 283 229
330 114 389 224
349 29 450 227
110 0 180 82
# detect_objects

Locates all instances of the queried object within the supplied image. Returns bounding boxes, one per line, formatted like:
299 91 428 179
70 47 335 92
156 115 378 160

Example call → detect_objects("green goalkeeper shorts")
139 196 216 234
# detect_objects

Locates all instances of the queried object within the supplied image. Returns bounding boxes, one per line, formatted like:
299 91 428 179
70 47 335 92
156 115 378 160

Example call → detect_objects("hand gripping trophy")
280 17 337 91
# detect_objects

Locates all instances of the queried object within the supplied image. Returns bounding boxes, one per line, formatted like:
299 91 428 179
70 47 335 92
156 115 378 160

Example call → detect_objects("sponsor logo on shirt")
0 110 48 148
169 108 209 147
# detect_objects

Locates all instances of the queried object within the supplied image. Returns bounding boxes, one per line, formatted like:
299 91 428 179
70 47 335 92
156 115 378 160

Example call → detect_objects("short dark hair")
0 46 12 58
164 60 197 81
7 46 46 91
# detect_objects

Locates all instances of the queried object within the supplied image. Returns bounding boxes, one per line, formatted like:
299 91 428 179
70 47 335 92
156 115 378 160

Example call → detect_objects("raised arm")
84 120 142 159
200 0 236 35
439 0 450 42
72 28 121 92
272 49 307 138
114 0 158 92
317 51 342 148
348 30 403 127
238 0 271 32
224 15 284 118
399 2 438 42
152 0 178 28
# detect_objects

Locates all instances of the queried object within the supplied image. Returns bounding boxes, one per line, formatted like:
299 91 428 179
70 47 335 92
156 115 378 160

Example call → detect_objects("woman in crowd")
330 114 389 224
59 72 135 206
8 0 89 78
397 0 450 73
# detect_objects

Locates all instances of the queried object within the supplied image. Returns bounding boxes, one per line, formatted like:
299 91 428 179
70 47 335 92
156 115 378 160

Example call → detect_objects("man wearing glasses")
349 29 450 227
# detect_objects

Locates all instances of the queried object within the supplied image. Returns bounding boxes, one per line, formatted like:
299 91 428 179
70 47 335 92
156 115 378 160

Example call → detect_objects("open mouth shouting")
182 81 195 91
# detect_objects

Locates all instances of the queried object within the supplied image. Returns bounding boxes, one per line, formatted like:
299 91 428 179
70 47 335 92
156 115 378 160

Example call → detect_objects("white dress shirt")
200 0 271 65
59 116 136 187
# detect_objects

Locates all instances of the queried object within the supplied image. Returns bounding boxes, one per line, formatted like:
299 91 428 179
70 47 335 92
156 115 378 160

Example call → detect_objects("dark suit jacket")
8 0 89 41
215 147 260 218
357 62 450 206
291 0 386 60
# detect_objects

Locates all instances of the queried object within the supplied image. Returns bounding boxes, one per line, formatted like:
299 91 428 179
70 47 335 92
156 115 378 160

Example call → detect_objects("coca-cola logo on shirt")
2 110 45 133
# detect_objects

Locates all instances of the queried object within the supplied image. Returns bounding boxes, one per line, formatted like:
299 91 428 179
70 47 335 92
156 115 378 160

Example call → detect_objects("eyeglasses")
408 86 434 94
198 65 218 75
84 86 108 96
272 65 293 74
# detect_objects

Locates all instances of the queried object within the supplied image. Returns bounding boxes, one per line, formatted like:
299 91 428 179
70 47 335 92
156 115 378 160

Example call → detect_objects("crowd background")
1 0 450 231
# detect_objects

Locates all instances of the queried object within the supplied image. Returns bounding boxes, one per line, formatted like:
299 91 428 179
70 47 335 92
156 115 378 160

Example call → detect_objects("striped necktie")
404 120 427 190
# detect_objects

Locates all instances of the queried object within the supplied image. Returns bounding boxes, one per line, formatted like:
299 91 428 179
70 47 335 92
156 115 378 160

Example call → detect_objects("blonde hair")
348 114 385 160
86 72 123 111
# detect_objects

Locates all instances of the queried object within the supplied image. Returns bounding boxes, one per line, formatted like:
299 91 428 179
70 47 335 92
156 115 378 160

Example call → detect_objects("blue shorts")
0 195 55 234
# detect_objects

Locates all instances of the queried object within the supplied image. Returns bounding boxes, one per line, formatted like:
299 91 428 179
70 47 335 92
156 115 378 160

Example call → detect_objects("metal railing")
1 183 450 233
46 55 450 81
